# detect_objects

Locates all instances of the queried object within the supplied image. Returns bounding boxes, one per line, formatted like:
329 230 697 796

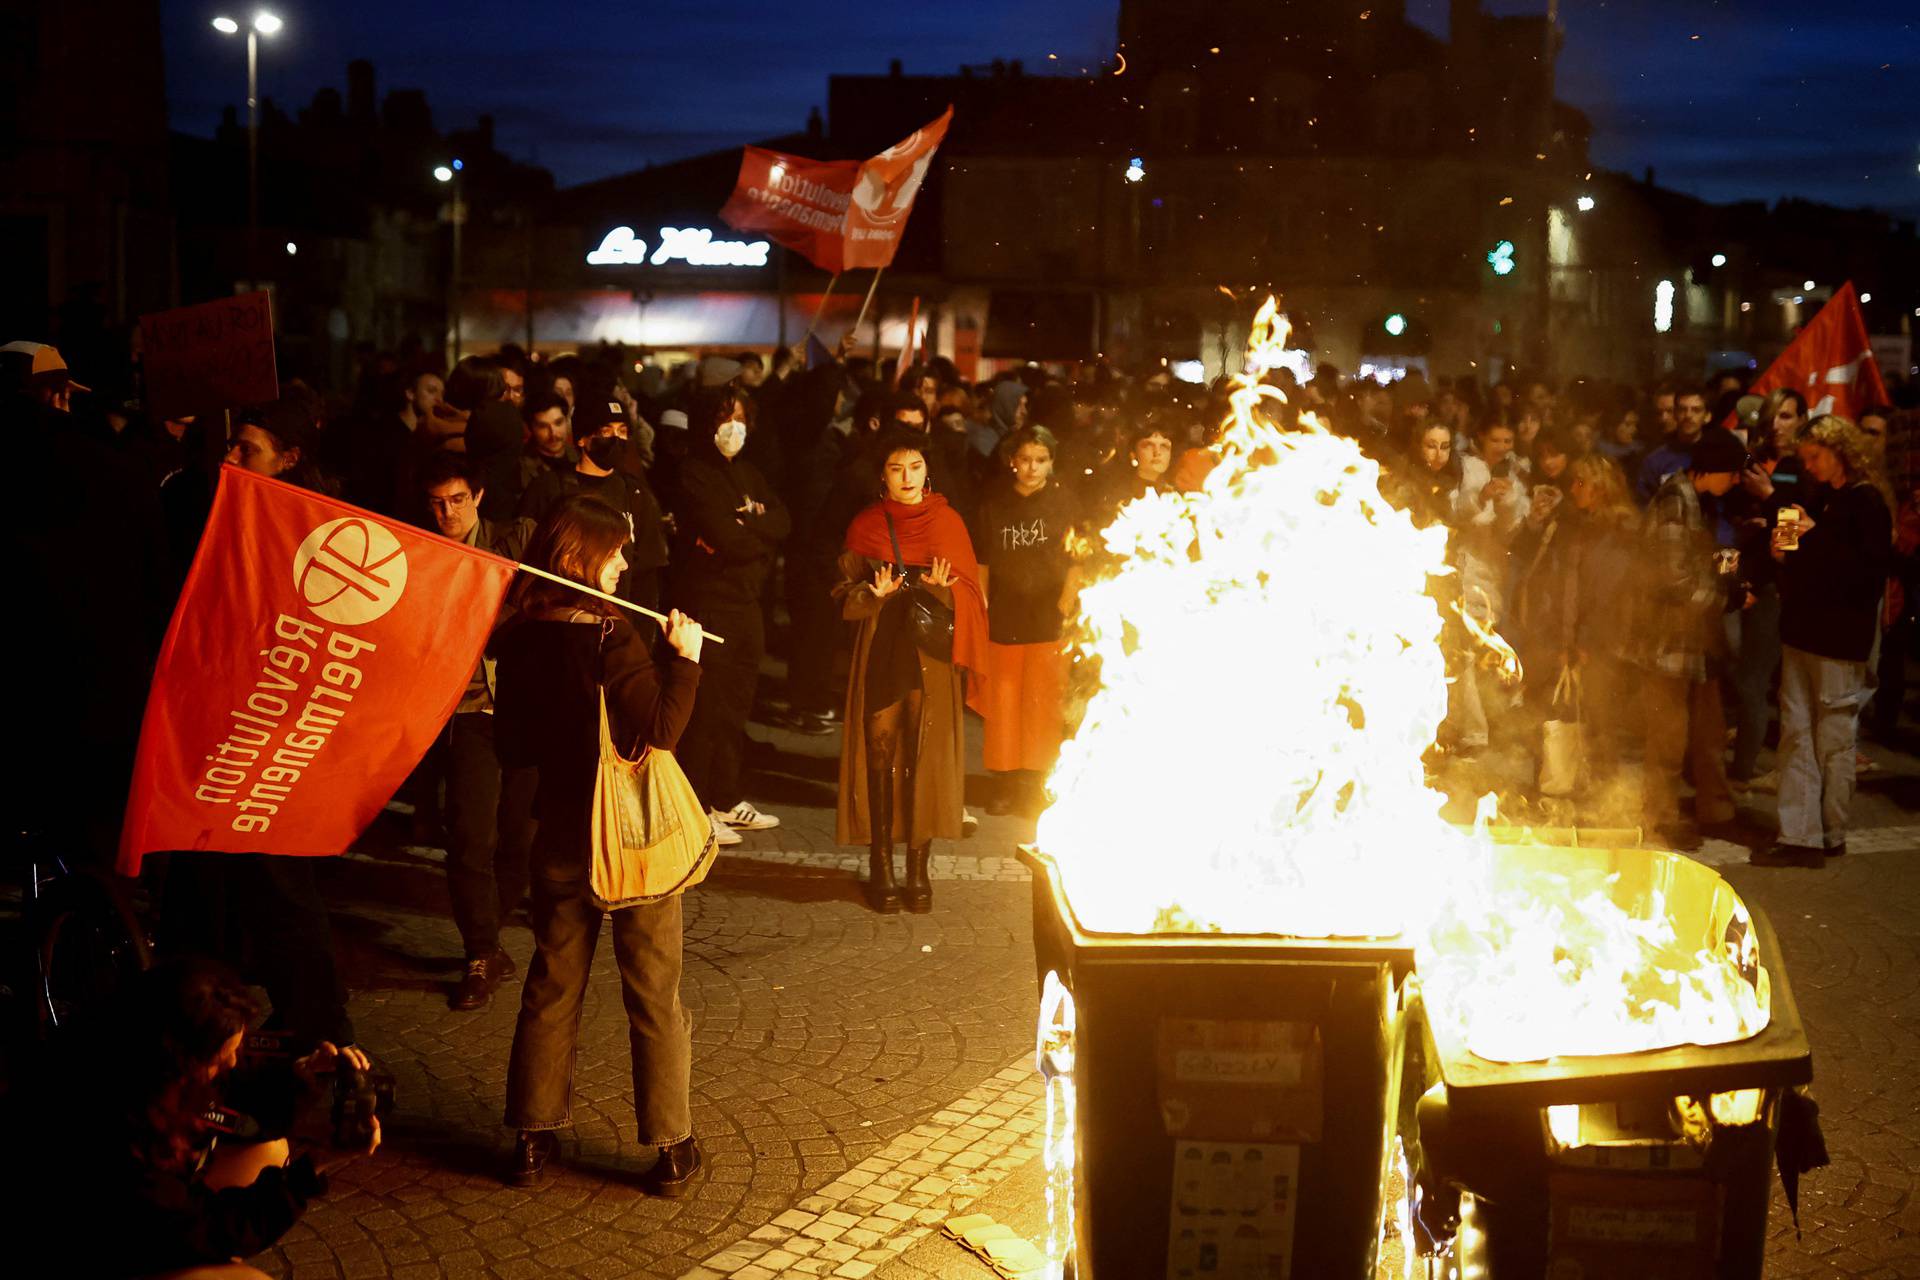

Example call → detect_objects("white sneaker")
715 801 780 831
709 817 742 846
962 807 979 839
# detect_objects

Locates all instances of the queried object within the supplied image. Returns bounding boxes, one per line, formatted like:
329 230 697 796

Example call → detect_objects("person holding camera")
15 958 379 1279
1756 416 1892 866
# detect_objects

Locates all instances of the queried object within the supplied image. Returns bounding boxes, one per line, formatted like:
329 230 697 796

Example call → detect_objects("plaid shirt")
1628 472 1728 682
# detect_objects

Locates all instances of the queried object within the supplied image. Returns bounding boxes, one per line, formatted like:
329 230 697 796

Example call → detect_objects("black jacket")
1779 480 1892 662
519 465 670 585
494 613 700 882
670 436 791 612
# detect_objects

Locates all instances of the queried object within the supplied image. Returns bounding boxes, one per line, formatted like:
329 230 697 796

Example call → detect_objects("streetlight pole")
436 161 466 362
213 12 281 285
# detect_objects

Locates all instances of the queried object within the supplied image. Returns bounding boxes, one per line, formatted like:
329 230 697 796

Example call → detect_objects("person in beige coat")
834 431 989 913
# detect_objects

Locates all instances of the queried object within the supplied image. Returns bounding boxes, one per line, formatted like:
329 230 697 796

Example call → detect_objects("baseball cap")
574 396 629 433
1734 393 1764 430
696 355 743 389
1 341 90 393
658 408 689 431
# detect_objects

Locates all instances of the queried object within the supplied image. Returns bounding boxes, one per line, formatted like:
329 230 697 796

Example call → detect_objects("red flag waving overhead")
1747 282 1889 423
719 147 860 273
119 467 515 873
843 106 953 270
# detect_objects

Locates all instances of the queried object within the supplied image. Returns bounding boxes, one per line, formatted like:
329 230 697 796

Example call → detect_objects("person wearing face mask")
835 431 989 913
517 397 670 610
669 387 791 844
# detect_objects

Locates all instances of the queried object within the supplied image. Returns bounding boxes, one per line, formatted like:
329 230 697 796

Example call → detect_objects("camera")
331 1058 396 1149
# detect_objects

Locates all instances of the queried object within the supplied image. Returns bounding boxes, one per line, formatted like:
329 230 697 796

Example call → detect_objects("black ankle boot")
508 1130 558 1188
903 843 933 913
865 767 900 913
640 1134 703 1198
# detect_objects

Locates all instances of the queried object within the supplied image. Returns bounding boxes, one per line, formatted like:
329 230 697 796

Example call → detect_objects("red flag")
843 107 953 270
1746 282 1889 423
719 146 860 273
119 467 515 873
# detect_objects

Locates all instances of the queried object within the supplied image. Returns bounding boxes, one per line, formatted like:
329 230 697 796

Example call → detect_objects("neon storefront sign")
586 226 771 268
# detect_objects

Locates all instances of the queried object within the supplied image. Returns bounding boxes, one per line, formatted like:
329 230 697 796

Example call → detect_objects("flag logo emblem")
293 517 409 624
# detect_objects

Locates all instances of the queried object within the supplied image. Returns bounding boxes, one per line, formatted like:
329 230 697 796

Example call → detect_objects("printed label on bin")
1548 1172 1718 1280
1166 1141 1298 1279
1157 1020 1322 1142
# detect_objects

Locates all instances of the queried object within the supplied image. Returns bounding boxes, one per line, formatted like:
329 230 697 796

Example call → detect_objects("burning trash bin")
1024 846 1415 1279
1404 843 1813 1280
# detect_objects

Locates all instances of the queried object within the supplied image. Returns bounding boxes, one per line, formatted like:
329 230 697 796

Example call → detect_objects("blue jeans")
1728 586 1782 781
1776 646 1868 848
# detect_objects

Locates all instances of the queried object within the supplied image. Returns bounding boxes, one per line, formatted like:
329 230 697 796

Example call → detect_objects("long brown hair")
513 494 631 616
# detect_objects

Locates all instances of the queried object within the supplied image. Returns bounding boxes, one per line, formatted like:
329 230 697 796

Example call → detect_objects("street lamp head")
1124 156 1145 183
211 15 240 33
433 165 454 183
253 11 283 34
1575 194 1595 212
1711 253 1728 268
1802 279 1816 292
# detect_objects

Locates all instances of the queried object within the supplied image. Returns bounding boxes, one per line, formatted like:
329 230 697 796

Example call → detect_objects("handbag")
883 511 956 662
1537 664 1587 799
588 671 716 910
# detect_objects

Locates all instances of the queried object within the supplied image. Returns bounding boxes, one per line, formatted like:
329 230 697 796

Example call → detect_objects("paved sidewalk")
249 715 1919 1278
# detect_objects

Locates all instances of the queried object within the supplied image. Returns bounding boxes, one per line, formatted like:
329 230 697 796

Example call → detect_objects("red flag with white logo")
1746 282 1889 423
719 146 860 273
843 106 953 270
118 467 515 873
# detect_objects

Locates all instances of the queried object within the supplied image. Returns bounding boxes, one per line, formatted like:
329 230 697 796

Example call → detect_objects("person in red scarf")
834 429 988 912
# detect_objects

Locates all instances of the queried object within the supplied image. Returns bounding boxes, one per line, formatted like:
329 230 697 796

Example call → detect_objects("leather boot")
899 764 932 913
865 767 901 914
640 1134 703 1198
903 843 933 913
507 1130 558 1188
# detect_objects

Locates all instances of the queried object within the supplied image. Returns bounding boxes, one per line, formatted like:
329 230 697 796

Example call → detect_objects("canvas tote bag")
588 685 717 909
1537 664 1587 799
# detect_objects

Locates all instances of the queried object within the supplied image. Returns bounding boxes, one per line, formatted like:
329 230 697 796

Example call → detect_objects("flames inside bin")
1036 298 1769 1061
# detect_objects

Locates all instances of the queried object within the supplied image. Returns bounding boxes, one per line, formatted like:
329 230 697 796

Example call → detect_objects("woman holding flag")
492 495 708 1195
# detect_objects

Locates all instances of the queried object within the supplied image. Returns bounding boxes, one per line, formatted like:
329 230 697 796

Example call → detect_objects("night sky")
161 0 1918 217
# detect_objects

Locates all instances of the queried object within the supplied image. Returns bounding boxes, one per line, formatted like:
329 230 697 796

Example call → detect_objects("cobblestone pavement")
253 713 1919 1278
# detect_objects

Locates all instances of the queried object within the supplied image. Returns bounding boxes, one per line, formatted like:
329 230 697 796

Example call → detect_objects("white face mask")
714 420 746 459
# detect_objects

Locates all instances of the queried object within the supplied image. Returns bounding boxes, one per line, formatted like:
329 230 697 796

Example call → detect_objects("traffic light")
1486 240 1516 277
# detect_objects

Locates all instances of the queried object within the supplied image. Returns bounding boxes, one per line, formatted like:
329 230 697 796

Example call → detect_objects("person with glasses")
420 452 539 1009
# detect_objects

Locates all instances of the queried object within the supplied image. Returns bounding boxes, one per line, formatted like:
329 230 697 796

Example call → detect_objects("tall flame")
1037 298 1768 1061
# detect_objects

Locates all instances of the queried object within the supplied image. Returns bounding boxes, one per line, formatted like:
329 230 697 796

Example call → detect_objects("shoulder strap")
882 510 905 572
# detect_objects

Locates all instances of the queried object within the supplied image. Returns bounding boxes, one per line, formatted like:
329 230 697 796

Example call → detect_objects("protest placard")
139 291 279 419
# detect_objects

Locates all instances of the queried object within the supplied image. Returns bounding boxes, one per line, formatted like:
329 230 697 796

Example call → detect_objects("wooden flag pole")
851 267 885 338
799 272 842 345
513 562 726 644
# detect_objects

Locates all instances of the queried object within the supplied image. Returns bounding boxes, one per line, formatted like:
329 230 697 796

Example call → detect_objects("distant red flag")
719 146 860 273
1746 282 1889 423
892 296 921 387
119 467 515 873
843 107 953 270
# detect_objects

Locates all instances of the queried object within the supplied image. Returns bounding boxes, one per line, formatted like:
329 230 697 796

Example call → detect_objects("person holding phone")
1448 419 1529 752
1755 416 1892 866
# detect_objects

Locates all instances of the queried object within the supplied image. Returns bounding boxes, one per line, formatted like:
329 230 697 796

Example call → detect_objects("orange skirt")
983 640 1068 773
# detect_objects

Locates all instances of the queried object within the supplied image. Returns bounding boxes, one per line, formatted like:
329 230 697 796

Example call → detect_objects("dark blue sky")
161 0 1918 216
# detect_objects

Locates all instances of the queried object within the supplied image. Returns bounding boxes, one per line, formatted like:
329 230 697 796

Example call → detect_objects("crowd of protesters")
3 325 1916 1267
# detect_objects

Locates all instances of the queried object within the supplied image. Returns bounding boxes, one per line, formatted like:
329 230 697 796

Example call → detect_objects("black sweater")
1779 481 1892 662
495 613 701 881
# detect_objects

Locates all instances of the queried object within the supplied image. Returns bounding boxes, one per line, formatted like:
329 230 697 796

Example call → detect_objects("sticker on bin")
1167 1141 1298 1279
1157 1020 1322 1142
1548 1172 1718 1278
